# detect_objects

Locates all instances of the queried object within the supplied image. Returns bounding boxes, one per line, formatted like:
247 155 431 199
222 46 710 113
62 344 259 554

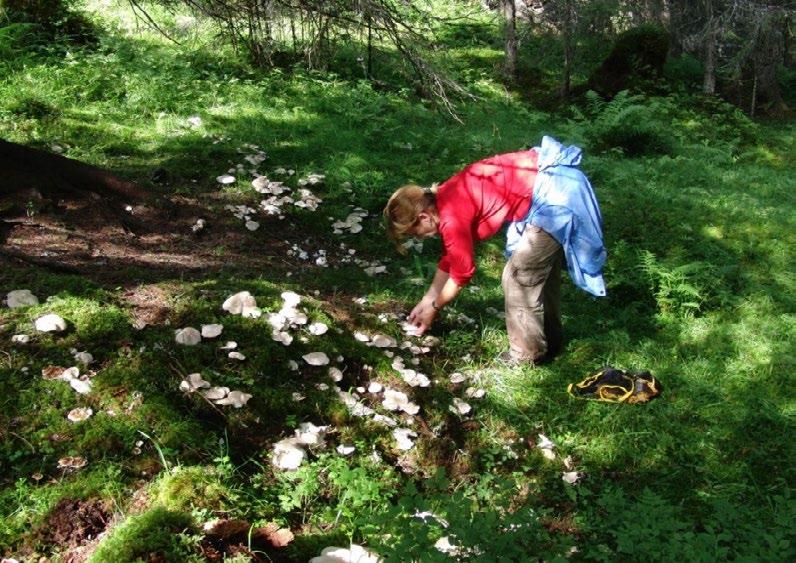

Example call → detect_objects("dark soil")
0 192 294 285
38 497 112 550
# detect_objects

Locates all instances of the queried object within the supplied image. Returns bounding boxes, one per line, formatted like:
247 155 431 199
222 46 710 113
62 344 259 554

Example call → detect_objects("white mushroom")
294 422 328 446
281 307 307 325
336 444 355 456
67 407 93 422
245 220 260 231
220 341 238 350
35 313 67 333
272 330 293 345
201 324 223 338
399 369 430 388
201 387 230 400
401 321 421 336
11 334 30 344
180 373 211 392
308 322 328 335
382 389 419 415
57 456 88 469
216 174 235 184
393 428 417 451
562 471 581 485
382 389 408 411
281 291 301 308
175 327 201 345
222 291 257 315
302 352 330 366
73 351 93 365
228 351 246 361
371 414 398 427
310 545 381 563
214 390 252 408
328 367 343 382
537 434 556 461
449 398 471 415
69 379 92 394
464 387 485 399
6 289 39 308
369 334 397 348
272 438 305 470
449 372 467 384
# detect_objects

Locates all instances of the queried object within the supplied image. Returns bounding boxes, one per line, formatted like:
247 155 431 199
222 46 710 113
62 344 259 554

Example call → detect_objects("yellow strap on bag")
568 367 661 404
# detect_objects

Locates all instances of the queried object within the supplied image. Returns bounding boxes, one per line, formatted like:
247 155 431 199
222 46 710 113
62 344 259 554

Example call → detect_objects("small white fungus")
175 327 201 345
201 324 223 338
7 290 39 308
35 313 67 333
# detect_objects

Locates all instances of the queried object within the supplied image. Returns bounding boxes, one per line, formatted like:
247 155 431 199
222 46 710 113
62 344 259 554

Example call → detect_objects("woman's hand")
408 297 437 335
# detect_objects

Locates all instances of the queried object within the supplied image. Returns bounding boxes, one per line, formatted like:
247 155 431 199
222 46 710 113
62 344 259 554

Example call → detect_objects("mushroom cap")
450 398 471 415
201 324 223 338
302 352 330 366
73 351 94 365
35 313 67 333
222 291 257 315
175 327 201 345
272 438 305 470
393 428 417 451
214 390 252 408
201 386 230 400
67 407 93 422
7 289 39 308
369 334 397 348
69 378 92 394
180 372 211 392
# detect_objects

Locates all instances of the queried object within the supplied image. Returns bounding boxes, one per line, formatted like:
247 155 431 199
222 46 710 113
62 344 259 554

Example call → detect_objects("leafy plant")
579 90 676 156
639 250 708 318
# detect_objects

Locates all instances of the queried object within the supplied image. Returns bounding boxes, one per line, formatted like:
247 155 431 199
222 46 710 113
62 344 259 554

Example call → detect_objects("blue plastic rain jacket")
505 136 607 297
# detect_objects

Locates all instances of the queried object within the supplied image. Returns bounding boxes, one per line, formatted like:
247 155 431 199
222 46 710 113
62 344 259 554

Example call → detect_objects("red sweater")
436 150 538 286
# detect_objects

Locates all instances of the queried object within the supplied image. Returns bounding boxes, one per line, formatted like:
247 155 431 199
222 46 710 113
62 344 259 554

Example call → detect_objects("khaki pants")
501 225 564 363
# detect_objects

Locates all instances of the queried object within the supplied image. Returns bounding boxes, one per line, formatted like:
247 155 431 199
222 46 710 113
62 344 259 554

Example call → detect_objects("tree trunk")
666 0 687 57
0 140 147 203
561 0 574 97
702 0 717 95
503 0 517 82
752 11 788 116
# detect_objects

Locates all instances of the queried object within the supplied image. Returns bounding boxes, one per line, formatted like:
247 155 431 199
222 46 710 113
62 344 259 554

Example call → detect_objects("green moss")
88 507 197 563
153 466 229 513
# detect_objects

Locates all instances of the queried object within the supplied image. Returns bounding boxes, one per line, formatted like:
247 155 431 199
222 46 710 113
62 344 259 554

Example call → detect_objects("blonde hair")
383 184 436 252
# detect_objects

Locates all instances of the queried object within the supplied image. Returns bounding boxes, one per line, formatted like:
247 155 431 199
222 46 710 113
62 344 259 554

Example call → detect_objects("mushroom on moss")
67 407 93 422
6 289 39 308
175 327 201 345
35 313 67 333
310 544 381 563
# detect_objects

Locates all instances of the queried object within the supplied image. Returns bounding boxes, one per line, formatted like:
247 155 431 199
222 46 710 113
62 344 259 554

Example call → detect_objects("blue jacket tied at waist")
505 136 607 297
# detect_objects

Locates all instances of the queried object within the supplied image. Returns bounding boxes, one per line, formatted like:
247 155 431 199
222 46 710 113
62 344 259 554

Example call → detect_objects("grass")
1 1 794 561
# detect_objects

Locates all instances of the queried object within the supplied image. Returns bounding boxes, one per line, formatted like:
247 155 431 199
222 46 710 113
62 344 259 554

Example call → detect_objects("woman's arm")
408 268 462 334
